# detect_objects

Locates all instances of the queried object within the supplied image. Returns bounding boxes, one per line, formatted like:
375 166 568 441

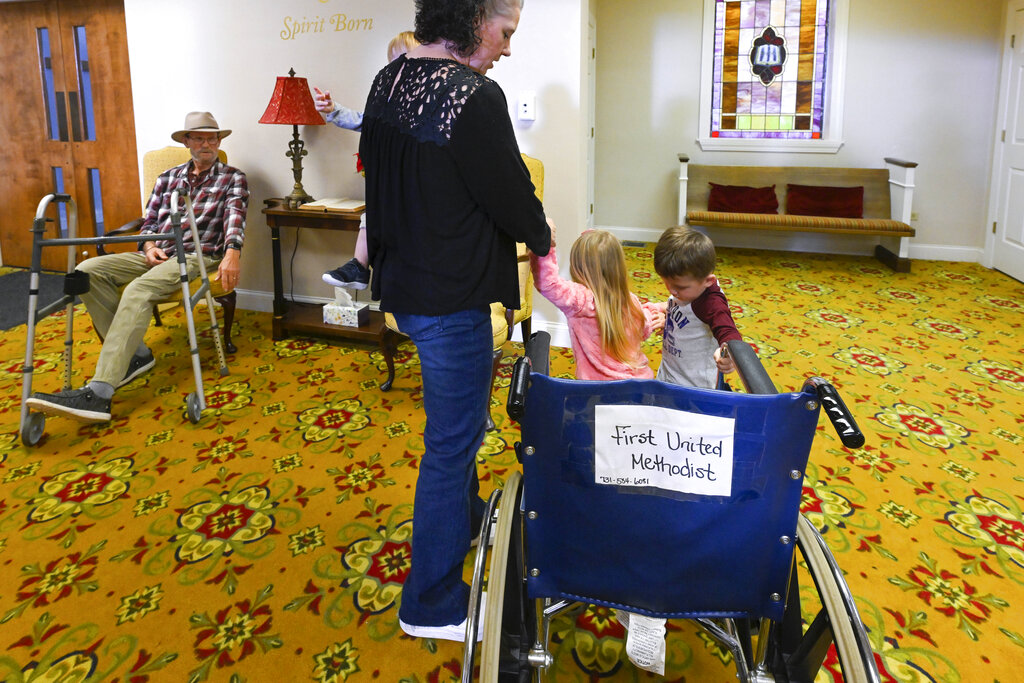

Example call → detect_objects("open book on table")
299 197 366 213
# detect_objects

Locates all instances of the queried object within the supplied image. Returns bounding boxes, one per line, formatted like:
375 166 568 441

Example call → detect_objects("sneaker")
26 387 111 423
399 593 486 642
322 258 370 290
118 350 155 388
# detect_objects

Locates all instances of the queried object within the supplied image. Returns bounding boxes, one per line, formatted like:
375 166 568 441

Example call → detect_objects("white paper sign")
621 611 667 675
595 404 734 497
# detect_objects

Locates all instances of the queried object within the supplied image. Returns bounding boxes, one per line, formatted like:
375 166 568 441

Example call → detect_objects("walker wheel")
21 412 46 446
186 392 203 424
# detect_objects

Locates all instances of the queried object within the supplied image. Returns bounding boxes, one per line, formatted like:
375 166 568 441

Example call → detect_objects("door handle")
55 91 69 142
68 91 83 142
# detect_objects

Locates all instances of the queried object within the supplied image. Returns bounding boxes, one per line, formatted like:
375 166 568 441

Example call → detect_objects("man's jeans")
393 307 491 626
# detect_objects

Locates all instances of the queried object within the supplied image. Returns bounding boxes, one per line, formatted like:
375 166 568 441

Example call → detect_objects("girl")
532 229 665 380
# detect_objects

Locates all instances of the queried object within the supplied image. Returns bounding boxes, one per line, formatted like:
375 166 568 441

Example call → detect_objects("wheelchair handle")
726 339 777 395
507 331 551 422
507 356 531 421
804 377 865 449
525 331 551 376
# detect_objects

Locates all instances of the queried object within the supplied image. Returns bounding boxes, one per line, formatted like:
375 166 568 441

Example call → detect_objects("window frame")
696 0 850 153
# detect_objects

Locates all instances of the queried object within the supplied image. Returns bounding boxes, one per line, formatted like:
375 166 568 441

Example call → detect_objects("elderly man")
27 111 248 423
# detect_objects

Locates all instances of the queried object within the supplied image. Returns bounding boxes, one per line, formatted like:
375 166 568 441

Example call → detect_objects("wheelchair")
463 333 879 682
19 192 229 446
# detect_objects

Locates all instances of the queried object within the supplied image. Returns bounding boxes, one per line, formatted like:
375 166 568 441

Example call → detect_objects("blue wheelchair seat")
519 374 819 623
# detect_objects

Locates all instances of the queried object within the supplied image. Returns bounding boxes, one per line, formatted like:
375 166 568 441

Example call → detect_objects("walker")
19 192 229 446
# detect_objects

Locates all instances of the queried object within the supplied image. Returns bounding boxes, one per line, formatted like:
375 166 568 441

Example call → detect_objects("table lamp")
258 68 325 209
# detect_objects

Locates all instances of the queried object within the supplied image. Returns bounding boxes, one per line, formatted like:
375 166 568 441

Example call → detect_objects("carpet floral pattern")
0 247 1022 682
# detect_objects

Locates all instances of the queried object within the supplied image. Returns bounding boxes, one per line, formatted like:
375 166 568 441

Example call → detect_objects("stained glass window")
710 0 831 140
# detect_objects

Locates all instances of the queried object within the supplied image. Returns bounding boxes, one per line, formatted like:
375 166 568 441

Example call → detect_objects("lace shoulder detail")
365 57 488 146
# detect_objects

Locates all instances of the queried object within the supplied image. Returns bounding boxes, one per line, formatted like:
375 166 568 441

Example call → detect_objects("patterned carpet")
0 247 1022 682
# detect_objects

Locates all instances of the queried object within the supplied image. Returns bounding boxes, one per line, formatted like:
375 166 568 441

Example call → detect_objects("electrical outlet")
518 92 536 121
910 212 919 221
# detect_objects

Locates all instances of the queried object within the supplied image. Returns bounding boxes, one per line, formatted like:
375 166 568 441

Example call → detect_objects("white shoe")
399 593 486 642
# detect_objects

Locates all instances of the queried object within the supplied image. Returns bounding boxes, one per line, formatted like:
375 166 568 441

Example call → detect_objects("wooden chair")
378 154 545 430
97 146 238 352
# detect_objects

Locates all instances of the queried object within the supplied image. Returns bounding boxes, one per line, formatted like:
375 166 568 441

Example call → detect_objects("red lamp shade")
258 69 325 126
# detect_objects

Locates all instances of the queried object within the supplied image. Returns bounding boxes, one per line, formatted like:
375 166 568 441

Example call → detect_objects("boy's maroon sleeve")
691 284 742 345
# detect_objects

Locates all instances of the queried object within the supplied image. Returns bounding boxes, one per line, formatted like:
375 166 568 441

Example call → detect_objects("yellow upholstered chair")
514 153 544 340
378 154 545 430
98 146 238 352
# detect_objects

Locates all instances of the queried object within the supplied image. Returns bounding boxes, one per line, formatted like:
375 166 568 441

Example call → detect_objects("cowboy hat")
171 111 232 143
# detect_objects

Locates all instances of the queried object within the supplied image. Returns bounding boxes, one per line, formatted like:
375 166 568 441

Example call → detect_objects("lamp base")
283 124 314 209
284 187 313 210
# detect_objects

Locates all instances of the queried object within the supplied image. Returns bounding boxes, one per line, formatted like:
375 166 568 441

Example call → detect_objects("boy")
653 226 741 389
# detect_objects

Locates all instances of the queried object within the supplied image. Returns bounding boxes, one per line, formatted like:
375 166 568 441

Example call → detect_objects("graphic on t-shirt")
663 304 690 358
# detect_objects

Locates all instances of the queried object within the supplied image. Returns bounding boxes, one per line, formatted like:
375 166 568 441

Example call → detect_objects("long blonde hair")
569 230 645 366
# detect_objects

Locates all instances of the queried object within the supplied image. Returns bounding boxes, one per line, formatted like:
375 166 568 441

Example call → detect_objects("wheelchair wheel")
186 392 203 424
21 412 45 446
479 471 536 682
780 515 877 683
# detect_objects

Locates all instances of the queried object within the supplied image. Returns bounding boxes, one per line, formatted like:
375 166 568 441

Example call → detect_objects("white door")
992 0 1024 282
587 13 596 231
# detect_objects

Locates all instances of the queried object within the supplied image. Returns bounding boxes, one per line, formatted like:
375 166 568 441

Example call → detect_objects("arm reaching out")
313 87 336 114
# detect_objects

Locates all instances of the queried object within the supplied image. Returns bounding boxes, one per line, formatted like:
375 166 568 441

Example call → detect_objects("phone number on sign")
599 476 650 486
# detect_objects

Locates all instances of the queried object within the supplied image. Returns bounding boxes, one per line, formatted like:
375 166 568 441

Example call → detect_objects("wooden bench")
677 154 918 272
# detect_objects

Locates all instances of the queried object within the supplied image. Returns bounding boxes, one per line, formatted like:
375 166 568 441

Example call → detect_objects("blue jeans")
394 307 492 626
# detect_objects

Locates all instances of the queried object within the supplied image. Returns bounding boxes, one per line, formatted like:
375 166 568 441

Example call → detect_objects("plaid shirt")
139 159 248 258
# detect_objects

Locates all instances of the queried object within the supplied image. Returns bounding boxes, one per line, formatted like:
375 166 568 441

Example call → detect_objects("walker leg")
183 195 230 377
204 288 230 377
170 210 207 422
21 271 41 441
63 300 75 391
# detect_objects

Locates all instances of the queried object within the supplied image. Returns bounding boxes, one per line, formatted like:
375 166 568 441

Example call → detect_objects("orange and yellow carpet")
0 247 1022 681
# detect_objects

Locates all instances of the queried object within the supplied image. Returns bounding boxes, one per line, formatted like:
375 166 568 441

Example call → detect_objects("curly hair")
414 0 524 57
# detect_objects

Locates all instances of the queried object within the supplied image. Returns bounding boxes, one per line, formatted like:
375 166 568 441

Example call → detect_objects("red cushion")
786 184 864 218
707 183 779 214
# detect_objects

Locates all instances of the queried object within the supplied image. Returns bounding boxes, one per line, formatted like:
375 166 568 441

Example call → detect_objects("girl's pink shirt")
531 248 658 381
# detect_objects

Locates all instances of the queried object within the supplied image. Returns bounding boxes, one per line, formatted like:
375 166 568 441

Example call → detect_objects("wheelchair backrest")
519 374 820 622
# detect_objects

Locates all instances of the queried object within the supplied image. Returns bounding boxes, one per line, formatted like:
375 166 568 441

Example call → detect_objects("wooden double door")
0 0 139 272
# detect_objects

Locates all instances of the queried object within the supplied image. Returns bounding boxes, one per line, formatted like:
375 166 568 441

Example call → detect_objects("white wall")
593 0 1005 263
124 0 588 323
125 0 1002 341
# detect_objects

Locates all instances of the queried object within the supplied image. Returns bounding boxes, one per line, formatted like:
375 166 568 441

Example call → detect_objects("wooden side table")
261 198 384 342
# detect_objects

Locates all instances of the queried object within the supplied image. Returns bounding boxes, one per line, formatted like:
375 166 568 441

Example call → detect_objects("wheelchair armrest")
507 331 551 421
95 217 145 256
726 339 777 395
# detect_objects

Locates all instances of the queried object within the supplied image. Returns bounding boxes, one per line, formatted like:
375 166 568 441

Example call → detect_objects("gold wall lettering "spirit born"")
280 14 373 40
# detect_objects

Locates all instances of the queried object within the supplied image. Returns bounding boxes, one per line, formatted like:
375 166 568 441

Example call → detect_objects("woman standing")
360 0 551 641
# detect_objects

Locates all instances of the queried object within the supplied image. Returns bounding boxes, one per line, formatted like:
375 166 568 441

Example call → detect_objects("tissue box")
323 302 369 327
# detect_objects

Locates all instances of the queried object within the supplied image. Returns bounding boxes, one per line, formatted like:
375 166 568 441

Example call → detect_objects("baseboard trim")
511 317 570 349
599 225 985 264
237 289 380 314
241 287 573 350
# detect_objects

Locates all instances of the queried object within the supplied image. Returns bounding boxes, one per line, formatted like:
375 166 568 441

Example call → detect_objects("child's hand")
546 216 557 247
713 344 736 374
648 307 666 331
313 87 335 114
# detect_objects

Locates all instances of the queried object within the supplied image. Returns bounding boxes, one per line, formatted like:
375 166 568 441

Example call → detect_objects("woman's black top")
360 55 551 315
